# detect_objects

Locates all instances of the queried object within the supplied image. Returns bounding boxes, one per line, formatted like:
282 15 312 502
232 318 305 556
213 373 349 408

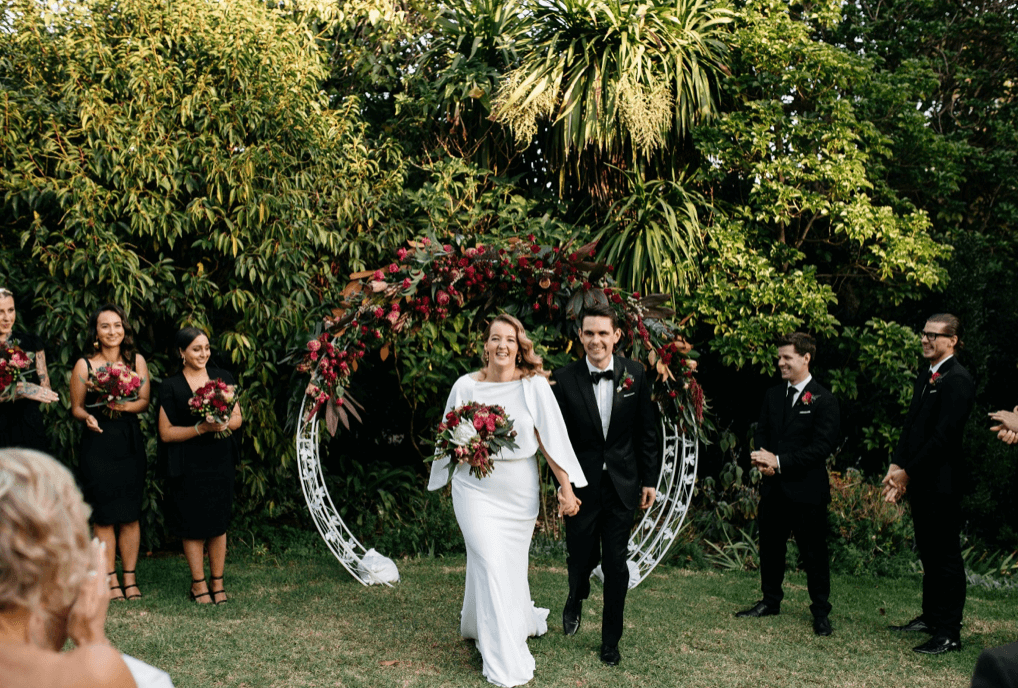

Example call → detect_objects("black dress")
77 357 147 525
159 368 237 539
0 332 50 453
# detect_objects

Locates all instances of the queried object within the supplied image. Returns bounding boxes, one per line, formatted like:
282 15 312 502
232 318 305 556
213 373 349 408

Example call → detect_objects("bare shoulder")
60 645 135 688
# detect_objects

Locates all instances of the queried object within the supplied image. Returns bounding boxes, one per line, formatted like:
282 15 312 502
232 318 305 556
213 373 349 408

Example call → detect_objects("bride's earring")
516 354 522 364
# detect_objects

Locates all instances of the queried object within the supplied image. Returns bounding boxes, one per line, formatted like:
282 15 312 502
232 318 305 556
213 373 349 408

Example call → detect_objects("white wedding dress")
429 374 586 687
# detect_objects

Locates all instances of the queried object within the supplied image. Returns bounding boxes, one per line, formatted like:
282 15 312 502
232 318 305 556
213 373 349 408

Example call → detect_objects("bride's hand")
557 488 581 518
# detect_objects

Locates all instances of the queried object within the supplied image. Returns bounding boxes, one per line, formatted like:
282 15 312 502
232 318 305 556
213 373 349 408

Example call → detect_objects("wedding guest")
551 304 659 666
972 642 1018 688
69 304 151 601
0 447 136 688
428 314 585 687
158 327 242 605
989 405 1018 445
883 313 975 655
0 287 59 451
738 332 840 637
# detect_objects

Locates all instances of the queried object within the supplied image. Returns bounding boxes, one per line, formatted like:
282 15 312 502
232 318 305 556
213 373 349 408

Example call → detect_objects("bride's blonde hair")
480 314 549 379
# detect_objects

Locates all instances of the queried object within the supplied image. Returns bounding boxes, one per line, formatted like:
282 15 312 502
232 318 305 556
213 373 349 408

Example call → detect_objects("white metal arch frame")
296 399 699 588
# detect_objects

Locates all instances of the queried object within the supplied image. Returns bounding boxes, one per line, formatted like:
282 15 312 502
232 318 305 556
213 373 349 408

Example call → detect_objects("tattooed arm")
17 349 59 403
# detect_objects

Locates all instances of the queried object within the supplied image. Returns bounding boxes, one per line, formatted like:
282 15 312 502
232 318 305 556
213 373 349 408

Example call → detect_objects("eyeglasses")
920 330 950 341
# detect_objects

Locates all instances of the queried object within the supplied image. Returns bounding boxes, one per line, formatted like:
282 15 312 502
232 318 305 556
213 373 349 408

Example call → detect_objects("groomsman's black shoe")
735 601 779 618
888 616 934 633
812 616 833 636
600 644 621 666
913 632 962 655
562 598 582 636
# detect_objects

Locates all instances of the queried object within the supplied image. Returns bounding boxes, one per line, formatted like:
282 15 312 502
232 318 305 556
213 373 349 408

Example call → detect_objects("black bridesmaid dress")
158 367 237 539
77 357 147 525
0 332 50 452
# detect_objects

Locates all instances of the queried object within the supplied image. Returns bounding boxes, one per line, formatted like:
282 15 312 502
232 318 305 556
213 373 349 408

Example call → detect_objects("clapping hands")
881 464 909 503
989 406 1018 445
750 449 778 477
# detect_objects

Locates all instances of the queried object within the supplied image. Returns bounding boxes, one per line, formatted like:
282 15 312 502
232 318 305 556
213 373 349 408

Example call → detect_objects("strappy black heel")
189 578 211 604
210 575 228 605
122 569 142 600
108 571 125 600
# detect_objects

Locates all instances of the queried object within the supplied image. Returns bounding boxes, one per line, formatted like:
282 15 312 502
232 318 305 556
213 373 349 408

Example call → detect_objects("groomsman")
738 332 840 636
884 313 975 655
551 304 659 667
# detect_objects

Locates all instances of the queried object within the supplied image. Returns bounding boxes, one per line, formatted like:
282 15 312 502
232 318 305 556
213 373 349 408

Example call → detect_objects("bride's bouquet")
432 402 519 480
86 362 142 417
0 342 32 402
189 378 238 438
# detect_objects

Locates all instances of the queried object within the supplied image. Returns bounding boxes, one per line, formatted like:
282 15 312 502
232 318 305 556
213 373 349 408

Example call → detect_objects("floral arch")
294 236 708 586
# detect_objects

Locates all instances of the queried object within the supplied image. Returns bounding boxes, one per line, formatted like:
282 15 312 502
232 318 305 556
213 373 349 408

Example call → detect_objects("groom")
551 304 659 667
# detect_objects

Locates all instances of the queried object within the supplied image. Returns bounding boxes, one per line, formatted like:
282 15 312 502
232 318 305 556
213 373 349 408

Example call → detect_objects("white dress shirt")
775 374 812 473
587 357 614 471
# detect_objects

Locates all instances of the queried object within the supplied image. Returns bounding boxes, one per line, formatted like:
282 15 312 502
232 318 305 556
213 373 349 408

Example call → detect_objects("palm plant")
491 0 731 200
594 172 706 297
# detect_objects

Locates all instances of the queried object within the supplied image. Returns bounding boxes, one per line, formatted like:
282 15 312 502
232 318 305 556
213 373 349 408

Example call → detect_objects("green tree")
0 0 395 537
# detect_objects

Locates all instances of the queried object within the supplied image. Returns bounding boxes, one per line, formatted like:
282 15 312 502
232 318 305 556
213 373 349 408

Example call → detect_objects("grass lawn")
107 548 1017 687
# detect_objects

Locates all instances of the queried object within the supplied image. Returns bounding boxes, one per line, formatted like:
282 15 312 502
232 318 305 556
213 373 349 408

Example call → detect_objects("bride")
429 314 586 687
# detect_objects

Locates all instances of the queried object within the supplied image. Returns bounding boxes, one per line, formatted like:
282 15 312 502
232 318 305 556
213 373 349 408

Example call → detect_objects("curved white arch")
297 398 698 588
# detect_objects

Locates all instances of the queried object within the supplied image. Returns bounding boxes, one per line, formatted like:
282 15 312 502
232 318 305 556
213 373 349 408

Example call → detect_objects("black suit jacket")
754 377 840 506
551 355 659 510
892 357 975 495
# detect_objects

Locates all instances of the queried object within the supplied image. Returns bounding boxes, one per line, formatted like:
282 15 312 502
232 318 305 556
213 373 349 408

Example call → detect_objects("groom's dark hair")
579 304 621 331
776 332 816 361
927 313 964 350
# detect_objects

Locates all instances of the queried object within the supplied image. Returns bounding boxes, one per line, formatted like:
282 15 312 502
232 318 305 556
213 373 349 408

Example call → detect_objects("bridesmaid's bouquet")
0 342 32 402
189 378 238 439
86 362 142 417
432 402 519 480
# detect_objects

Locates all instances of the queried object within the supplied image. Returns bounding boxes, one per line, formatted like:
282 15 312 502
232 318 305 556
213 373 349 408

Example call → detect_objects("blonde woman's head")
0 449 92 622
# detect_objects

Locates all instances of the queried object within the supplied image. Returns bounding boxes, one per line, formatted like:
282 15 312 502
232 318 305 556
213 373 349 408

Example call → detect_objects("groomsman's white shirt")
775 373 813 474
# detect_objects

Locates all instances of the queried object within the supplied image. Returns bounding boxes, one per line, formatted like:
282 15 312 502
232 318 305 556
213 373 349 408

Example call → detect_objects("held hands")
881 464 909 503
750 449 778 477
66 539 112 648
557 487 581 518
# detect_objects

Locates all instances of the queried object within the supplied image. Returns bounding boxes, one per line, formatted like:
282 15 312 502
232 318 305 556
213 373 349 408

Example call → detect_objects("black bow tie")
590 370 613 384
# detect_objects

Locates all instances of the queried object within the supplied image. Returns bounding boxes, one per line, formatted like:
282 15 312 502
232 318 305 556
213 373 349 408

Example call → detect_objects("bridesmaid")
0 287 59 450
158 326 242 605
69 304 151 601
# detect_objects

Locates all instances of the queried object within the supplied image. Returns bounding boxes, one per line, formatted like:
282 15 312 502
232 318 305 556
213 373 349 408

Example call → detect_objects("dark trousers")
758 491 832 617
565 471 635 647
910 490 965 634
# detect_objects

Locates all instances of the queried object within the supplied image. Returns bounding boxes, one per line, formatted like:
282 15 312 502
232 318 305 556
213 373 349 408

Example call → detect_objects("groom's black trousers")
565 470 634 647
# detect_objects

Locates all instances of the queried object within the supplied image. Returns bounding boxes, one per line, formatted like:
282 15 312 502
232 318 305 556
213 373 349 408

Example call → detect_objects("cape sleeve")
427 375 473 491
523 375 587 488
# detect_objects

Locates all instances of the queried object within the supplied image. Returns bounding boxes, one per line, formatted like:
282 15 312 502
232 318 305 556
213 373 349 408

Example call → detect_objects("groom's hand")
639 487 656 510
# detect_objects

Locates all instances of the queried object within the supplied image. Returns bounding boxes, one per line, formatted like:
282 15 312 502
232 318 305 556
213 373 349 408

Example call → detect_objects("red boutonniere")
800 391 817 405
616 370 634 394
929 372 942 386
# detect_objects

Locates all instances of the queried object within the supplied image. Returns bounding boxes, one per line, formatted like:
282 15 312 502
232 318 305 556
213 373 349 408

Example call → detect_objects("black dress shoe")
562 599 582 636
600 644 621 666
913 632 961 655
813 616 833 636
735 601 779 618
888 616 934 633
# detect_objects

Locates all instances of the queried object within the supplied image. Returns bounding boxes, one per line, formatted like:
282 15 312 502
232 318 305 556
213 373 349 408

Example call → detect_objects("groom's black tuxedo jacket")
551 355 659 510
892 357 975 496
754 377 840 506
